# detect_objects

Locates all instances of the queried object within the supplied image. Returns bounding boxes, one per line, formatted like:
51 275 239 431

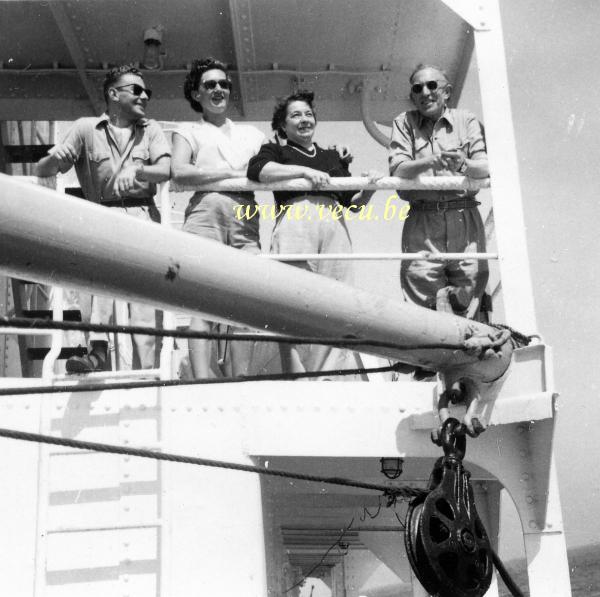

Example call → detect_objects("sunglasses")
201 79 232 91
114 84 152 99
411 80 444 94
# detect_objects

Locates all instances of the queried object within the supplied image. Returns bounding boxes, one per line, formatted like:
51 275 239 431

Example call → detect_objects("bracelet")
136 164 145 180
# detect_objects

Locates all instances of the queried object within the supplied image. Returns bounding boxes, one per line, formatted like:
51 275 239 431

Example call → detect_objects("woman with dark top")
247 90 380 375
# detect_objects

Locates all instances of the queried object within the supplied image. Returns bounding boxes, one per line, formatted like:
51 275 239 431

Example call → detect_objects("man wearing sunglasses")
35 64 171 373
388 64 489 321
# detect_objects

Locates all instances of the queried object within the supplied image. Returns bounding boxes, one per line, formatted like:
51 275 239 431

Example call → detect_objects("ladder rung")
4 144 53 163
47 521 161 534
22 309 82 322
65 187 85 198
27 346 87 360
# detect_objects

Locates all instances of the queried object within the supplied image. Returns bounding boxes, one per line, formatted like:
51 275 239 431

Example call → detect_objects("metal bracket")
351 79 390 148
439 0 494 31
48 3 104 115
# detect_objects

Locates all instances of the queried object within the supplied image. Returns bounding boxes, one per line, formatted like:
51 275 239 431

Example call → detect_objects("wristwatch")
457 159 468 175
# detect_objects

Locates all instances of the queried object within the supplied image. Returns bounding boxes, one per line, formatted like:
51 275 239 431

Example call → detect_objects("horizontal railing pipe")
263 252 497 262
30 175 490 194
169 175 490 193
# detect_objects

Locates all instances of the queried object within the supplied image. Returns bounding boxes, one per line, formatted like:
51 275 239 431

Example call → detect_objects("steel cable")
492 549 526 597
0 316 466 351
0 362 406 397
0 427 426 500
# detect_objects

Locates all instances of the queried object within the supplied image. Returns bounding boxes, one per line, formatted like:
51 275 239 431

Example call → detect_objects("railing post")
41 287 63 380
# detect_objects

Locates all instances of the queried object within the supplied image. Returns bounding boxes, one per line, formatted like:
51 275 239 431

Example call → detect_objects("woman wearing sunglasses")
247 90 380 377
388 63 489 321
171 57 265 378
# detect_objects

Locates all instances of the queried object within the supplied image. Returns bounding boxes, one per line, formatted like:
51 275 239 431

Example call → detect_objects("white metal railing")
23 174 490 199
262 252 497 261
159 175 497 381
4 174 497 380
4 176 167 381
168 175 493 262
170 175 490 193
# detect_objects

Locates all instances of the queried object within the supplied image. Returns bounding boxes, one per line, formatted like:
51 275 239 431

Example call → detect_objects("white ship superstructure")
0 1 573 595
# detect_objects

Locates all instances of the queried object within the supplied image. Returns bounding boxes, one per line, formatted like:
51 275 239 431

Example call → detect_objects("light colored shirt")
388 107 486 202
61 114 171 203
174 117 265 171
107 122 134 153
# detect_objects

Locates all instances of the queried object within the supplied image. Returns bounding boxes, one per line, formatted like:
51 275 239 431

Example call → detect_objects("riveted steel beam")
440 0 492 31
49 2 104 115
228 0 259 116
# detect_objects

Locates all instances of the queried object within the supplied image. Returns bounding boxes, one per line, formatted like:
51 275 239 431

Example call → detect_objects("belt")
410 198 480 212
101 197 153 208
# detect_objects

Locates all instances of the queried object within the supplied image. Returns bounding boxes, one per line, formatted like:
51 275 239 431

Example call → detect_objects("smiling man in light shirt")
389 64 490 320
35 64 170 374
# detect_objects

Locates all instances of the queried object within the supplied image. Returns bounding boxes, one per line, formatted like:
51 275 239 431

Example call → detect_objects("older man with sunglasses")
389 64 489 321
35 64 171 373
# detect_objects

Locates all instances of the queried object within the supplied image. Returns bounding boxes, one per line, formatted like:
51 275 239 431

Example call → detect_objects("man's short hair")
103 64 144 103
409 63 450 85
271 90 317 139
183 57 229 113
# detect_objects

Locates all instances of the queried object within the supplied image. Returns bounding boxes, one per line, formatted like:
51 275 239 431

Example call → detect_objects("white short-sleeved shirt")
175 117 265 171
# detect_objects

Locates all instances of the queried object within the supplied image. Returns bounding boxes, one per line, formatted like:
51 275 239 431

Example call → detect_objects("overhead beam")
48 2 104 115
0 175 513 382
228 0 259 116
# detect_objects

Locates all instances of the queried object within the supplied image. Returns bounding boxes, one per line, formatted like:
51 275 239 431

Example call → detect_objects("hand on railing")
16 171 490 193
168 175 491 194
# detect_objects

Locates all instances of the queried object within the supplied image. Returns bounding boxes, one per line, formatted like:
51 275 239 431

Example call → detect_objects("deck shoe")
65 353 105 374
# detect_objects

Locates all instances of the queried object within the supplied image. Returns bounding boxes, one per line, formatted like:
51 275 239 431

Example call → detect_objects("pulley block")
405 418 493 597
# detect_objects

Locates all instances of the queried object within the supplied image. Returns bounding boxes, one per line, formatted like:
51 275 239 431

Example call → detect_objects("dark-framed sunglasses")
411 80 444 94
114 84 153 99
201 79 233 91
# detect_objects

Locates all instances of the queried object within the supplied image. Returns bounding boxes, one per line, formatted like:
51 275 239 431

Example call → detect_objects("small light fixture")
142 26 164 70
380 457 404 480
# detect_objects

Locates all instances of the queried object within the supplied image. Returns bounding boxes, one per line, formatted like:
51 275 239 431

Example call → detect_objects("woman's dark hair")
271 90 316 139
183 57 229 113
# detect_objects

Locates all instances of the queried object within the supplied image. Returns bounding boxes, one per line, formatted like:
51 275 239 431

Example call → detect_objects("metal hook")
440 417 466 461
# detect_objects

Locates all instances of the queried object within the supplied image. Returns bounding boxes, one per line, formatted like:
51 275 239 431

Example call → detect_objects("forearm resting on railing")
30 174 491 193
170 163 247 185
169 175 491 193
